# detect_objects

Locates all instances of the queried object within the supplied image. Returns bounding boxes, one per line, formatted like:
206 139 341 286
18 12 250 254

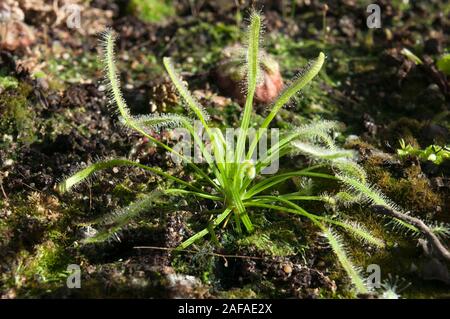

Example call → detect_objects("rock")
422 258 450 284
420 123 449 145
417 238 450 285
78 226 98 240
0 1 25 21
166 273 209 298
0 21 35 51
214 45 284 105
282 263 293 274
0 1 36 51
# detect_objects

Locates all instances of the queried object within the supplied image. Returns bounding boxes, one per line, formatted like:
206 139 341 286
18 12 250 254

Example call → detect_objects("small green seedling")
437 53 450 76
398 139 450 165
60 11 449 295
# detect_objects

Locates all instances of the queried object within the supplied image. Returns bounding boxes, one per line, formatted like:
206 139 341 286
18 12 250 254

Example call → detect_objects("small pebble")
283 264 293 274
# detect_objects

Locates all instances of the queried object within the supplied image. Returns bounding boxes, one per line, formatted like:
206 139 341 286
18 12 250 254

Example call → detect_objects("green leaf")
261 52 325 130
177 208 233 250
437 53 450 76
247 53 326 159
291 141 356 160
330 219 385 248
234 11 262 178
83 191 163 244
400 48 423 65
320 226 369 294
58 158 200 193
101 30 131 120
163 57 210 127
127 113 191 132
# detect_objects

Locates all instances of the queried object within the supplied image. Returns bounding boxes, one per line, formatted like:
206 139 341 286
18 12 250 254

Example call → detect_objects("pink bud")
214 45 284 105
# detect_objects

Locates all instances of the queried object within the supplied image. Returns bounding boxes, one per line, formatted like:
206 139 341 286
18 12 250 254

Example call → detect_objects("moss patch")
128 0 175 24
364 157 442 216
0 82 36 145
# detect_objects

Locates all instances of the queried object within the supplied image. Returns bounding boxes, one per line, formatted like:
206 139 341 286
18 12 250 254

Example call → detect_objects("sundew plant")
59 12 449 295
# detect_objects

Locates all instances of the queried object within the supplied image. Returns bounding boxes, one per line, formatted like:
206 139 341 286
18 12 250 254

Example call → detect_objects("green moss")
27 241 71 283
1 240 72 296
171 243 216 285
218 287 258 299
168 22 239 73
127 54 165 80
0 214 12 248
364 157 442 215
0 192 77 297
128 0 175 24
112 183 139 204
41 107 87 141
0 82 36 145
265 33 337 120
237 228 301 257
437 53 450 76
229 211 307 257
45 49 100 88
347 235 450 299
0 75 18 90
